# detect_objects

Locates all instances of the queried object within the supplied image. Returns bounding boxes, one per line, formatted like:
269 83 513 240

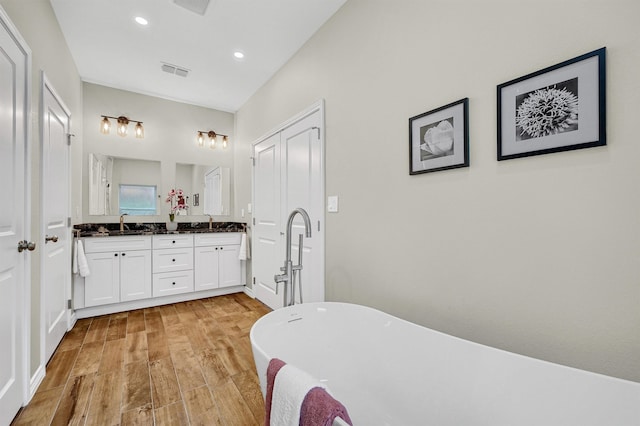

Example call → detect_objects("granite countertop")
74 222 247 237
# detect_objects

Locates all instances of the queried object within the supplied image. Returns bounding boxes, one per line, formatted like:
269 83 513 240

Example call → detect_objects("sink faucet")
207 214 213 230
274 208 312 307
119 214 128 232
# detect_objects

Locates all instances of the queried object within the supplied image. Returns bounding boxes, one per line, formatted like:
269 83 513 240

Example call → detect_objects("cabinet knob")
172 240 176 244
114 253 118 257
122 253 126 256
172 258 176 262
172 282 176 285
220 247 223 250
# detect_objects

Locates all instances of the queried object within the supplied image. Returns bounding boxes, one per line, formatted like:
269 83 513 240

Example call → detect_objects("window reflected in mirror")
119 184 157 215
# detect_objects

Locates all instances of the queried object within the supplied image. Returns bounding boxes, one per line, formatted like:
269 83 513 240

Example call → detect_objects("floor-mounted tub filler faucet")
274 208 312 307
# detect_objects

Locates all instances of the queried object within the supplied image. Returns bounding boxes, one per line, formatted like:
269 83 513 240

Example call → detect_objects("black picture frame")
409 98 469 175
497 47 606 161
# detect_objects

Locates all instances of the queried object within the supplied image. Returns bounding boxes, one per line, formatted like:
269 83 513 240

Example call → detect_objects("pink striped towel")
264 358 352 426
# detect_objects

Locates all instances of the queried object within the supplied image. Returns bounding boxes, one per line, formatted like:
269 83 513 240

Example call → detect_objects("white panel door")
253 133 283 308
0 9 29 424
281 111 324 304
253 102 324 309
41 74 71 363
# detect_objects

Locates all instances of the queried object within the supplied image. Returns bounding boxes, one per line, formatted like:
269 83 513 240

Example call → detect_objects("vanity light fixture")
100 115 145 138
197 130 229 149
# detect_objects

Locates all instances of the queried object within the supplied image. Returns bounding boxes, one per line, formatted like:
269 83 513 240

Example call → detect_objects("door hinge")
253 277 256 285
318 220 320 232
253 217 255 226
67 133 75 145
251 157 255 166
311 126 320 139
67 299 72 309
67 217 71 227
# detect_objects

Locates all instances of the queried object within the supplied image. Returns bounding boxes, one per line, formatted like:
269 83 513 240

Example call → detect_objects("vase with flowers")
165 188 188 231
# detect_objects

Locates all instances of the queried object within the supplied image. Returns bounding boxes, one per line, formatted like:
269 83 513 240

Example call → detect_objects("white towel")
76 240 90 277
271 364 326 426
73 239 79 275
238 232 249 260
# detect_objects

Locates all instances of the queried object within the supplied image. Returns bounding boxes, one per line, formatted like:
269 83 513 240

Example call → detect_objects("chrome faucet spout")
119 214 128 232
274 208 312 307
285 208 311 262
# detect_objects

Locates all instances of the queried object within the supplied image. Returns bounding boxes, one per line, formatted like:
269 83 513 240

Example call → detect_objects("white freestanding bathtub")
250 302 639 426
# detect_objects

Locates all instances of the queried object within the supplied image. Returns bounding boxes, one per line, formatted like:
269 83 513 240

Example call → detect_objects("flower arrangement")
166 188 188 221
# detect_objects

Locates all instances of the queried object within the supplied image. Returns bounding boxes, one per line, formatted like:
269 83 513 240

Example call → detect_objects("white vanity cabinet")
152 234 194 297
83 236 152 307
74 232 245 318
194 233 242 290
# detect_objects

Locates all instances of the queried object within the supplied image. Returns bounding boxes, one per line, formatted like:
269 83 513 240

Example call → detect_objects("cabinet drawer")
194 232 242 247
153 234 193 249
83 235 151 253
153 270 194 297
153 247 193 273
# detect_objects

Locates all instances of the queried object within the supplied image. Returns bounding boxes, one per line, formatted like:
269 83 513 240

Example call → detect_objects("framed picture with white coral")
497 47 606 161
409 98 469 175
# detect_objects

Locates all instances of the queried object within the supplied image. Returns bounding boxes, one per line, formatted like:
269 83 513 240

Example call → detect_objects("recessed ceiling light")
233 51 245 60
135 16 148 26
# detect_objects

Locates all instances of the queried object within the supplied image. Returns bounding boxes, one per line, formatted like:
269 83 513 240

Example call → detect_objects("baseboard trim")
243 285 255 298
74 286 245 319
28 364 45 402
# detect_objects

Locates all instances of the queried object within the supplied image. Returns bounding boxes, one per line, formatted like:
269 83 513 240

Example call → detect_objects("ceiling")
49 0 347 112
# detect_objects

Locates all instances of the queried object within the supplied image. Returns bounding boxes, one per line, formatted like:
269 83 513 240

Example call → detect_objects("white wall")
82 82 235 223
0 0 83 379
236 0 640 382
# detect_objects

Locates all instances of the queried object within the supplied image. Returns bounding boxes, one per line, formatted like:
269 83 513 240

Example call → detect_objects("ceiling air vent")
161 62 190 78
173 0 211 16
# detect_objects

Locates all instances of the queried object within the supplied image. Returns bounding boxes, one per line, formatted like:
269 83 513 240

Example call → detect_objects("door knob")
45 235 59 243
17 240 36 252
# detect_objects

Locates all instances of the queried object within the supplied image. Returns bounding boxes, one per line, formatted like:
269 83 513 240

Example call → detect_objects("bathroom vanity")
73 229 246 318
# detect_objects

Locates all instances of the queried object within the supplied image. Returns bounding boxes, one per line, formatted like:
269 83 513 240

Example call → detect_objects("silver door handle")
45 235 59 243
17 240 36 252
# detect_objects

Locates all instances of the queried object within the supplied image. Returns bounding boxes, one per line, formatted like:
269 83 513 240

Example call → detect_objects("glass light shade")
222 135 228 149
100 117 111 134
117 117 129 137
135 122 144 138
209 136 216 149
197 132 205 147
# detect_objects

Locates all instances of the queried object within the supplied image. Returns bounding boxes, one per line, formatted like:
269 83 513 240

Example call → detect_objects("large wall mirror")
175 163 231 217
89 153 161 216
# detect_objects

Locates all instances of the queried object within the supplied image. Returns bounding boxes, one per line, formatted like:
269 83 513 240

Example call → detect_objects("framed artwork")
409 98 469 175
497 47 606 161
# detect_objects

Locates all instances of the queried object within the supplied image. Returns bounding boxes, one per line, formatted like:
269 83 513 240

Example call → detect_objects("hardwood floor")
11 293 272 426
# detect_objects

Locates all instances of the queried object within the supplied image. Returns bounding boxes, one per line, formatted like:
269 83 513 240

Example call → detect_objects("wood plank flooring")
11 293 272 426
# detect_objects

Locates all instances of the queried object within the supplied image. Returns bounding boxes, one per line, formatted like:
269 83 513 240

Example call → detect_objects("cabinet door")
85 252 120 307
120 250 152 302
219 245 242 288
194 246 220 291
